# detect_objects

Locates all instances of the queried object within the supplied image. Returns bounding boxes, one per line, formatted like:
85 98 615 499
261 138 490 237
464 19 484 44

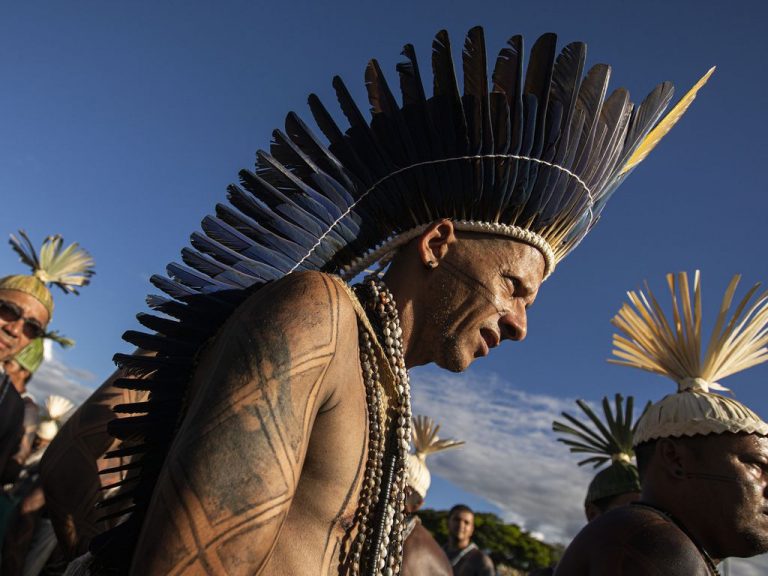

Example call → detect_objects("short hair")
448 504 474 519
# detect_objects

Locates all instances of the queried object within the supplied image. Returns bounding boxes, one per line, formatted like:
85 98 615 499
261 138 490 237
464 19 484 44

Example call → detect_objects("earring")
425 260 437 269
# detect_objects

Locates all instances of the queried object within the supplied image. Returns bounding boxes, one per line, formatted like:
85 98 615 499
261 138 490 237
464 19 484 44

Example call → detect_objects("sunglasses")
0 300 46 340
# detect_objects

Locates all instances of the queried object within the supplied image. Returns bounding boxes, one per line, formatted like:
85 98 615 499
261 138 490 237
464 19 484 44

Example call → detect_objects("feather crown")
406 415 463 497
610 271 768 444
553 394 647 468
44 394 75 421
0 230 95 316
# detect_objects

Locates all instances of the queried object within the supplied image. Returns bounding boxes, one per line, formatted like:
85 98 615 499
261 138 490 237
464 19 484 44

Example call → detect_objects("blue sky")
2 0 768 572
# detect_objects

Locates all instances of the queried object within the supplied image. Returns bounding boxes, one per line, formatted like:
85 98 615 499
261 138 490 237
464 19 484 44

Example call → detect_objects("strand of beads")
356 277 412 576
349 327 386 574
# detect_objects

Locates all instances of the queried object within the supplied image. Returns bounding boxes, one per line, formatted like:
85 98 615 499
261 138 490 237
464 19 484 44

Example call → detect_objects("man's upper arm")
131 272 352 575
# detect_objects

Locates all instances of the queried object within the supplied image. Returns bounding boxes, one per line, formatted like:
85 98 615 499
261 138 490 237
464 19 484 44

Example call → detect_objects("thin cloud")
26 343 96 406
410 367 591 543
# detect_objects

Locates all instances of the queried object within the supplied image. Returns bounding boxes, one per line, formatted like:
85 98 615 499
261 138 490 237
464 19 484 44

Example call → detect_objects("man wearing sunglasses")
0 231 94 485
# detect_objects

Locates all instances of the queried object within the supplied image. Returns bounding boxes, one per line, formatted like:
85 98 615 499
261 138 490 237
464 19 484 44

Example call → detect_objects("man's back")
554 505 714 575
130 272 370 575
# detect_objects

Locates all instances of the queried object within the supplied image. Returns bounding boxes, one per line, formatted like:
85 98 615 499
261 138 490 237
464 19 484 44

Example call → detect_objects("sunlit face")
447 510 475 546
418 234 545 372
0 290 49 362
3 359 31 393
688 434 768 559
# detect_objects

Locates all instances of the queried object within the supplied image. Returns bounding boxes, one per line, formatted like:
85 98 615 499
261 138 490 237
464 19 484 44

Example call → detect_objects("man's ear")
585 502 601 523
417 219 457 268
657 438 689 480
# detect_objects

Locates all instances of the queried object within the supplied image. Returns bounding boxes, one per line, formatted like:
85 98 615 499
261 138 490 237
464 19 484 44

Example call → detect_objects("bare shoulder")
234 271 358 344
556 507 707 576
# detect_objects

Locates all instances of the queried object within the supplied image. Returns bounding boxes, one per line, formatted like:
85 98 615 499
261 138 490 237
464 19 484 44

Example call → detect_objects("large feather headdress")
96 27 712 568
610 271 768 445
0 230 95 317
553 395 646 504
406 415 464 498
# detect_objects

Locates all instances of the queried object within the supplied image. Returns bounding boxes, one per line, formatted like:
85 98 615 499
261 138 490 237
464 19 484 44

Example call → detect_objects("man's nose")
499 302 527 342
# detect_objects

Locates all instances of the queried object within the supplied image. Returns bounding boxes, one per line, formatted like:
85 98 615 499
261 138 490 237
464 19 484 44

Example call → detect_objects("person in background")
529 395 646 576
403 415 463 576
553 394 645 523
0 231 93 546
3 395 76 576
443 505 494 576
556 272 768 575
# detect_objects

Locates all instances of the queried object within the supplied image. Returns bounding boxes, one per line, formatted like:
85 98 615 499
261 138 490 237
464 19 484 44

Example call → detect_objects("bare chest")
264 359 369 575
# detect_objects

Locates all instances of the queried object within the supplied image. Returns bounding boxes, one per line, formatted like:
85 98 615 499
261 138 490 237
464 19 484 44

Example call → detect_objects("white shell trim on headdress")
340 220 556 281
634 391 768 445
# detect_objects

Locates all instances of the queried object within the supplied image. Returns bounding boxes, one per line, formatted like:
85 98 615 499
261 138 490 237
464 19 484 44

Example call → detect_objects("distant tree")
417 509 559 571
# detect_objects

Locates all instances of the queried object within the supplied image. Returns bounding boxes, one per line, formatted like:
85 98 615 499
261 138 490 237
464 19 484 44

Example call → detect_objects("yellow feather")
619 66 715 175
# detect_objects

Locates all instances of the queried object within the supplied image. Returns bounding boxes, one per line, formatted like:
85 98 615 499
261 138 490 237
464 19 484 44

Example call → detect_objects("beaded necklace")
348 276 412 576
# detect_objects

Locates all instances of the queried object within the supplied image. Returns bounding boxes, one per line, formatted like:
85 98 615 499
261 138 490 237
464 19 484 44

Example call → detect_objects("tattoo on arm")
132 274 344 575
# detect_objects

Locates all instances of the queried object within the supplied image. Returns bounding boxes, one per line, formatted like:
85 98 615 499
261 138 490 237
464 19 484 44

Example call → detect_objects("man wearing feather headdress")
64 27 712 576
556 272 768 576
402 415 462 576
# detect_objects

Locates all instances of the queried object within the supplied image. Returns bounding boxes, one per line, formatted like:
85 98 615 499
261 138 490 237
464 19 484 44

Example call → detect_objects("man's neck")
379 272 423 369
448 538 472 551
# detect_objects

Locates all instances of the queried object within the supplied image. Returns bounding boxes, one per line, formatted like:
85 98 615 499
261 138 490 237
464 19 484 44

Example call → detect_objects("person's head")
636 432 768 559
0 231 94 363
385 219 545 371
583 462 642 521
447 504 475 547
0 289 49 362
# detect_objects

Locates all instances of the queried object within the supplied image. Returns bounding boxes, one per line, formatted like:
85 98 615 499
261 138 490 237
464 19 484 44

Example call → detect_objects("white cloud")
410 367 592 544
25 345 96 406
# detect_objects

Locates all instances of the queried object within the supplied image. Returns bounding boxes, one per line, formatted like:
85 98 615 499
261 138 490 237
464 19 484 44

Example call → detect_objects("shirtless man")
556 433 768 575
555 272 768 575
442 505 494 576
81 27 707 576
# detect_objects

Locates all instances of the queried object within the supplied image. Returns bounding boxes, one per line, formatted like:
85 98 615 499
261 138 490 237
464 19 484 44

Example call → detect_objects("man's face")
686 434 768 558
0 290 49 362
417 234 545 372
3 359 31 393
447 510 475 545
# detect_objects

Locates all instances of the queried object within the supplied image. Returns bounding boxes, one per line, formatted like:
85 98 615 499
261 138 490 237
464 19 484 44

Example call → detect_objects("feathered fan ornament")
553 394 647 504
610 271 768 445
406 415 464 498
94 27 714 570
1 230 95 319
9 230 94 294
553 394 647 468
